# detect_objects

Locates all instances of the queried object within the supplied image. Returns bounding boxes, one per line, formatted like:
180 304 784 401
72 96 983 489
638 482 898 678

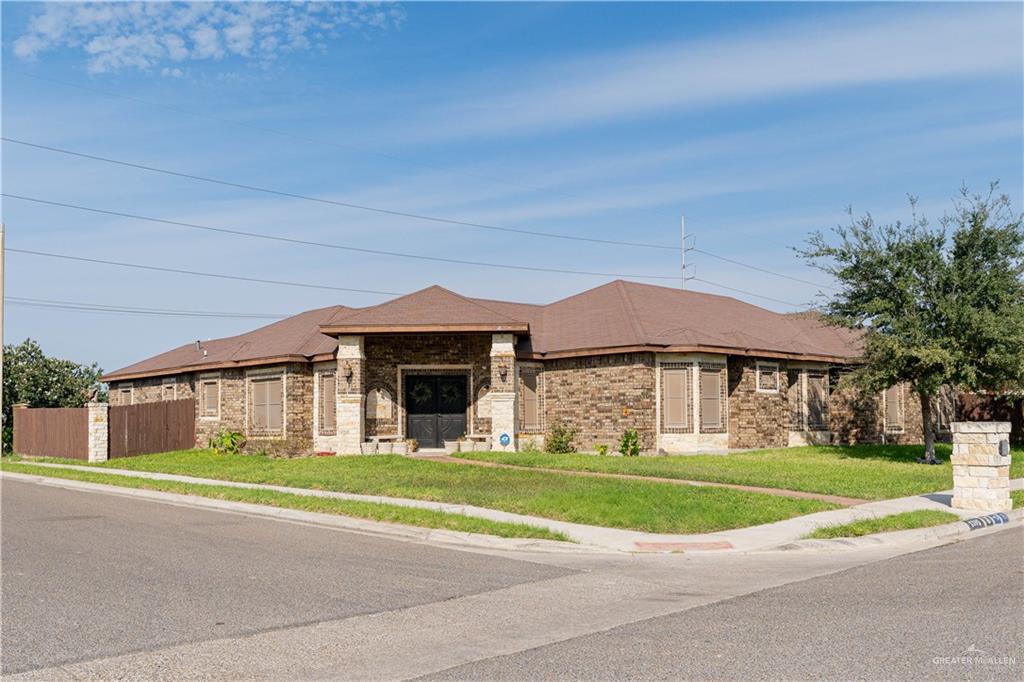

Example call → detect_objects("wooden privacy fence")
109 399 195 458
13 407 89 459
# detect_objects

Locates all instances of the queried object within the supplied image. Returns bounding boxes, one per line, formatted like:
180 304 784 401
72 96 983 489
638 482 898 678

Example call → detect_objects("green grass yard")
0 460 571 542
803 510 960 539
11 450 837 534
458 444 1024 501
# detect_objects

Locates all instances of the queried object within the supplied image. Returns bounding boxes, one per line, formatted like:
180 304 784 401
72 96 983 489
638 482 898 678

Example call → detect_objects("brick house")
101 280 943 454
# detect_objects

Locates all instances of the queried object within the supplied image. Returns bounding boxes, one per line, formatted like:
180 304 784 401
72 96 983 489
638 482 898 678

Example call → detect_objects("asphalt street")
0 478 573 675
426 526 1024 681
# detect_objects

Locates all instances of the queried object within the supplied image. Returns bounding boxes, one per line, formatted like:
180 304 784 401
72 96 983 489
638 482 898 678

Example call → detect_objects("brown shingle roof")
101 305 348 381
320 285 528 334
103 281 862 381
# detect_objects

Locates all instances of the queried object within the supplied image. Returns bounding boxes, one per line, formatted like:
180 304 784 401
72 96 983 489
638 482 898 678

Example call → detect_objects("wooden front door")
405 375 468 449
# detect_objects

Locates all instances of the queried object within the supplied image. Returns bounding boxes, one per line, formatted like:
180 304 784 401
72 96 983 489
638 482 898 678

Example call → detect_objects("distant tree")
2 339 105 452
800 185 1024 463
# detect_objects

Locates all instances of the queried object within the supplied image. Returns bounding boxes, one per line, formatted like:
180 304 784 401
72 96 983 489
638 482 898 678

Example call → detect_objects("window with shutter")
251 377 283 433
162 381 176 401
884 384 903 431
663 368 689 430
521 370 539 431
700 367 724 431
120 387 133 405
320 373 337 433
807 373 828 430
202 380 219 417
788 370 804 430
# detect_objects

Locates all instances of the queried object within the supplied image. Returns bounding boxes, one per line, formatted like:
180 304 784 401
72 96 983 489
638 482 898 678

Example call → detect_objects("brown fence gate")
109 399 195 458
13 407 89 459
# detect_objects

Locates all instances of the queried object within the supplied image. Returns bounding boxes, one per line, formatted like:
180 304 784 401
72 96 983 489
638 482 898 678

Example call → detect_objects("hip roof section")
102 280 862 381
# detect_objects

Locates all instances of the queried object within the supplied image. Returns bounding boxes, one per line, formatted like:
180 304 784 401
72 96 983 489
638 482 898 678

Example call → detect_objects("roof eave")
319 323 529 335
101 353 314 383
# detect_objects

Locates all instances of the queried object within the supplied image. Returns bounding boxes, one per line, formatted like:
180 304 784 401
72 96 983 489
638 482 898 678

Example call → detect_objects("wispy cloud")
398 4 1021 142
12 1 404 75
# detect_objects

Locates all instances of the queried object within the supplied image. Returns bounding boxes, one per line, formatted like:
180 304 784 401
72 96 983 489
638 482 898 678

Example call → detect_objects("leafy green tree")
801 185 1024 463
2 339 105 452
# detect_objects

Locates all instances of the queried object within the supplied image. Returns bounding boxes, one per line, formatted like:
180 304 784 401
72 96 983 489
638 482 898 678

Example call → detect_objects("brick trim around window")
698 363 727 434
660 362 694 434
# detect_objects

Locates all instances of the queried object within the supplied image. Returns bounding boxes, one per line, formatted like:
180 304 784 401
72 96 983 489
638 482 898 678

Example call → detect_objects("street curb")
770 508 1024 552
0 471 609 555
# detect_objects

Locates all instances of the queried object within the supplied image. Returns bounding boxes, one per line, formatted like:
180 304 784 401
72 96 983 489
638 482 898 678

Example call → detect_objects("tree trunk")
919 391 936 464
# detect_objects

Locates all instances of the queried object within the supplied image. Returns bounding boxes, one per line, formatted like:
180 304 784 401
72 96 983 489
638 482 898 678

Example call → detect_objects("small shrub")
246 437 312 459
618 428 641 457
405 438 418 453
546 419 577 454
209 429 245 455
595 444 610 456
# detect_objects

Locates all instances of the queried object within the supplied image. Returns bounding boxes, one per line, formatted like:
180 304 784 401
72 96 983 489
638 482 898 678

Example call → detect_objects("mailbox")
999 439 1010 457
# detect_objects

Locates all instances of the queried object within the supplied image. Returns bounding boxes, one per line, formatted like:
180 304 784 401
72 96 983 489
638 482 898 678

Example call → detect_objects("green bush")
618 428 641 457
546 419 577 454
208 429 245 455
595 444 610 456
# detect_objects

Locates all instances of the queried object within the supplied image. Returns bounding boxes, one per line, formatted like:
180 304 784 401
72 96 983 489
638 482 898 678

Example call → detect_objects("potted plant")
406 438 418 453
378 441 394 454
359 441 377 455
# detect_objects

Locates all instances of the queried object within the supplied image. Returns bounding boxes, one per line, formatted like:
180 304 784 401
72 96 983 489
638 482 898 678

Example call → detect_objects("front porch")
314 332 522 454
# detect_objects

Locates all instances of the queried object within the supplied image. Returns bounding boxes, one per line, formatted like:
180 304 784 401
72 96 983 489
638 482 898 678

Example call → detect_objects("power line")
6 249 807 312
691 277 806 308
5 248 402 296
691 247 838 291
11 70 573 200
5 296 286 319
2 137 679 251
2 193 679 281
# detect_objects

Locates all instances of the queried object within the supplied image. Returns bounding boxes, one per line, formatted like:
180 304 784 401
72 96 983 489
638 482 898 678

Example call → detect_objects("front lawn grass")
1011 490 1024 507
803 510 960 539
458 444 1024 501
15 451 838 534
0 461 571 542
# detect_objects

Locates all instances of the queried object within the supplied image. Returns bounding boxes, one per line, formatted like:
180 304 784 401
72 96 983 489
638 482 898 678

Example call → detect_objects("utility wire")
691 247 838 291
7 247 806 311
2 193 679 281
5 248 402 296
2 137 678 251
11 70 571 199
5 296 286 319
691 277 806 309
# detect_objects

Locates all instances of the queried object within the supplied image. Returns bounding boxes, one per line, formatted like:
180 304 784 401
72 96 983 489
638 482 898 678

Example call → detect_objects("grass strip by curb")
1011 490 1024 507
802 510 959 539
0 461 572 543
15 451 839 534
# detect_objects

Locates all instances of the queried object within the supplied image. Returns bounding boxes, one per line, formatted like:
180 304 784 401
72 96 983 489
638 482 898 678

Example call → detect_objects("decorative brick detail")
728 357 788 449
828 379 924 445
951 421 1012 512
543 352 656 452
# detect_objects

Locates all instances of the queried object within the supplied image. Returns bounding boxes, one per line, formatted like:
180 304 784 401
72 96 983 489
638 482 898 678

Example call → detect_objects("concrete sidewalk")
8 461 1023 553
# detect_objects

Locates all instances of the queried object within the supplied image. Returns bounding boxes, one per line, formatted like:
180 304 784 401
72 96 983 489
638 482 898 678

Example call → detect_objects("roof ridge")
439 287 523 323
615 280 647 345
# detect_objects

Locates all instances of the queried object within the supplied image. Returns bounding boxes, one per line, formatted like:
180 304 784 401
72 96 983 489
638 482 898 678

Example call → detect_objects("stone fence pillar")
87 402 109 463
951 422 1011 512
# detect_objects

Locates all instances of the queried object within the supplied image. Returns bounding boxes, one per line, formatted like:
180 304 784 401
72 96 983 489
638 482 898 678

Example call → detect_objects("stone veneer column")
490 333 517 451
336 335 365 454
951 421 1012 512
87 402 109 462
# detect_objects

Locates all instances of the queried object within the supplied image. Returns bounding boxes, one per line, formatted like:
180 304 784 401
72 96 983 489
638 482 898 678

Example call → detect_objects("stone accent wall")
363 333 493 438
543 352 656 452
727 357 789 449
951 421 1012 512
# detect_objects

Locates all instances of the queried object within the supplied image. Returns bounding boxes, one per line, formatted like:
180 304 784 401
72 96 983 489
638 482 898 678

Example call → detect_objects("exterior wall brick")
542 352 656 452
829 379 924 445
727 357 789 449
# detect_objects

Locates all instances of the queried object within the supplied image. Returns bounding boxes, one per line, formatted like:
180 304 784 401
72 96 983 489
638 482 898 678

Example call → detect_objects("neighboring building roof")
102 281 862 382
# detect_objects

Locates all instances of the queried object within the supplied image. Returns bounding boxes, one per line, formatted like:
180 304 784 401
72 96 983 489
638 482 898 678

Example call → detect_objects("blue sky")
2 1 1022 373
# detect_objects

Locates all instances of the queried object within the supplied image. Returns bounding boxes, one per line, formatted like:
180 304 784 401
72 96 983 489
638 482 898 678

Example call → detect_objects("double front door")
404 375 468 449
